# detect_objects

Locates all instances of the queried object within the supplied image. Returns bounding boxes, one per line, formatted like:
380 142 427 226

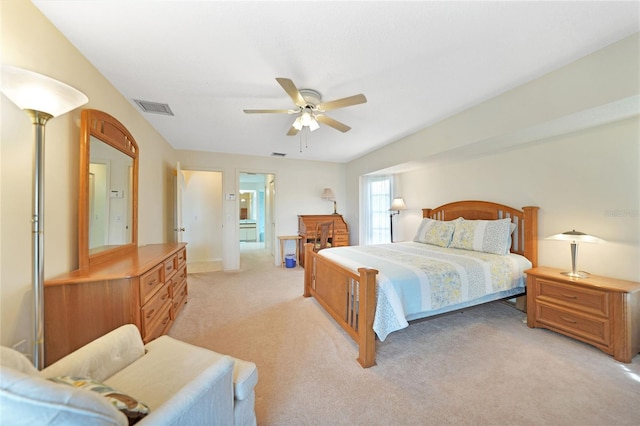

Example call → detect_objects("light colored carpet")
171 249 640 425
187 261 223 273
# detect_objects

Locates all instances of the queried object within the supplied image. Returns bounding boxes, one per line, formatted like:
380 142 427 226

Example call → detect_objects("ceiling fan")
243 78 367 136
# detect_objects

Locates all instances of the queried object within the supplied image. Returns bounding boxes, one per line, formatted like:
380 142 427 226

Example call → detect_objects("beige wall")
346 33 640 282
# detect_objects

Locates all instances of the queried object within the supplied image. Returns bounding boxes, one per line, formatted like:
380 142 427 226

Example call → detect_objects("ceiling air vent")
271 152 286 157
134 99 174 116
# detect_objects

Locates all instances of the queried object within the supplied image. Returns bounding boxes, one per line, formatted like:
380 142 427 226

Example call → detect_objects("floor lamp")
1 66 88 369
389 197 406 242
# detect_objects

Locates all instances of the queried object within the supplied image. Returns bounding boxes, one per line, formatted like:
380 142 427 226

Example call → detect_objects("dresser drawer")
141 283 171 332
171 278 188 320
174 264 187 286
163 254 177 279
143 301 172 343
537 302 611 347
140 264 164 304
537 279 609 317
176 248 187 267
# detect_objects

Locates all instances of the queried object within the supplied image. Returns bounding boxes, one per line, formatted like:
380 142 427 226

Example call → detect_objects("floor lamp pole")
28 110 52 370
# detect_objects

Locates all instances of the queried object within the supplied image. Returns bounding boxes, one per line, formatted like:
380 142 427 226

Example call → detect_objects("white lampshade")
321 188 335 200
1 66 88 117
390 197 407 212
546 229 605 244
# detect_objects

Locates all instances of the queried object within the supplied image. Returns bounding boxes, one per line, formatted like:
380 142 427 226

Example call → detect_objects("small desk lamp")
546 229 605 278
389 197 407 242
2 65 88 369
321 188 337 214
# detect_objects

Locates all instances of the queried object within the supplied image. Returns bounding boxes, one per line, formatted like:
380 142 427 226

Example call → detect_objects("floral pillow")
49 376 149 424
449 217 513 255
413 218 457 247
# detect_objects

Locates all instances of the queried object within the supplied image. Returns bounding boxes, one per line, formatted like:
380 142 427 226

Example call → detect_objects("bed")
303 200 538 367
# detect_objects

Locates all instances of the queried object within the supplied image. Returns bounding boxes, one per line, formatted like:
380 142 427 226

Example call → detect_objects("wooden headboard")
422 200 539 267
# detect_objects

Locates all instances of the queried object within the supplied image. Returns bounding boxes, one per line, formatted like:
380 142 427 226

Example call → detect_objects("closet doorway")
239 172 275 257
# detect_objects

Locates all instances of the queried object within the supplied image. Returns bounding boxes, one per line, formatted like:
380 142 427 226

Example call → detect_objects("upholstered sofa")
0 324 257 425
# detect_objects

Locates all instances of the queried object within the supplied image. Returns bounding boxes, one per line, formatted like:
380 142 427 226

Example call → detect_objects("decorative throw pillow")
413 218 457 247
450 218 513 255
49 376 149 424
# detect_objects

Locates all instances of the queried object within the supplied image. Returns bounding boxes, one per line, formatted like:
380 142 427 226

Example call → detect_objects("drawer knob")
146 309 155 318
561 293 578 299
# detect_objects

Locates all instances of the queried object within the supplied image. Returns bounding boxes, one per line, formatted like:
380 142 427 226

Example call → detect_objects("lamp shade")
321 188 335 200
1 66 88 117
390 197 407 212
546 229 605 244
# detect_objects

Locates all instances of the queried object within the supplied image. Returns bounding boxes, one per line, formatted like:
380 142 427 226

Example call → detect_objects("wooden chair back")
314 221 334 252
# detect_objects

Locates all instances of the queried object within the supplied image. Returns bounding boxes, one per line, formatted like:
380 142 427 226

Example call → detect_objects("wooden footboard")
303 243 379 367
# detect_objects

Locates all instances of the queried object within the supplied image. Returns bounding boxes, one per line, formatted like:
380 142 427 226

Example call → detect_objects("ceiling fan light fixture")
300 110 313 126
292 116 303 131
309 118 320 131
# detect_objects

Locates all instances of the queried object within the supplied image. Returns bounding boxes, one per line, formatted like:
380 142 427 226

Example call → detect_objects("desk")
278 235 301 268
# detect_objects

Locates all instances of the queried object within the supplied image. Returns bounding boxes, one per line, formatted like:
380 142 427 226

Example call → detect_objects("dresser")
298 214 349 267
526 266 640 363
44 243 188 366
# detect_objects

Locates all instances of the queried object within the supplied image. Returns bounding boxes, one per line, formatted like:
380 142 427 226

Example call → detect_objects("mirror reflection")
89 136 134 250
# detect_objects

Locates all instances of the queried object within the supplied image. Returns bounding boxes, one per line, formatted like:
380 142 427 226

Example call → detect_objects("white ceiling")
33 1 639 163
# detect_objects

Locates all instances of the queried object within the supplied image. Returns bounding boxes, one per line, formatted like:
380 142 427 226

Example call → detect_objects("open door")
174 161 185 242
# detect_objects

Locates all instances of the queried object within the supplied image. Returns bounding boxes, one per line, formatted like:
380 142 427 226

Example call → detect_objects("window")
361 175 393 245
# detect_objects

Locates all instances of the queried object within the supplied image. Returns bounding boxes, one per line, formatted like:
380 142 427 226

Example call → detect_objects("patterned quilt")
318 241 532 341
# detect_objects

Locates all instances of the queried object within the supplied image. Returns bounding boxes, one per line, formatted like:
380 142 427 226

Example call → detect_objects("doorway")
239 172 275 257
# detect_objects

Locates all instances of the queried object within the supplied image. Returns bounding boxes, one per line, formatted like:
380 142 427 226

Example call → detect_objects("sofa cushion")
106 336 234 410
0 366 127 426
49 376 149 424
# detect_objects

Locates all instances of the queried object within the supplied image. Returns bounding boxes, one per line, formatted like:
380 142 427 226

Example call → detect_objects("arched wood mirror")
78 109 138 269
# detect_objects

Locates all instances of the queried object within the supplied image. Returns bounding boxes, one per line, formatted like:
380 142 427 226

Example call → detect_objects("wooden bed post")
523 206 539 268
303 243 313 297
357 267 378 368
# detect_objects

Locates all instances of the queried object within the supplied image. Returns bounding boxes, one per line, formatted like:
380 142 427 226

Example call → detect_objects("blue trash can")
285 255 296 268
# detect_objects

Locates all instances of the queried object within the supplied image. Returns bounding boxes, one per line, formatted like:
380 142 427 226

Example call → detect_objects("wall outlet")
12 339 28 355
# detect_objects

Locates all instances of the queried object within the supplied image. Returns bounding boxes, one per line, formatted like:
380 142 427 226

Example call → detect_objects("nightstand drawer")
537 303 610 347
537 279 609 317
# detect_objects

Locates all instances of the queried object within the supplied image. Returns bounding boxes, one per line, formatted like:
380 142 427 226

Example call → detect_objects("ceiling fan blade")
276 77 306 107
286 125 299 136
243 109 293 114
317 94 367 111
316 115 351 132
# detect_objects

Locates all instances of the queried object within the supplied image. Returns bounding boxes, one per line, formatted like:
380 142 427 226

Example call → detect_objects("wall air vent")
133 99 174 116
271 152 286 157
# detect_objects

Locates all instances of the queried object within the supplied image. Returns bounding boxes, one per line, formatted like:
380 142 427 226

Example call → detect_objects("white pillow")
450 218 513 255
413 218 457 247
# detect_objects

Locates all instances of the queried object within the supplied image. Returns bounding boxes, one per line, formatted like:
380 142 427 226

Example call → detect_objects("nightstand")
525 267 640 363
